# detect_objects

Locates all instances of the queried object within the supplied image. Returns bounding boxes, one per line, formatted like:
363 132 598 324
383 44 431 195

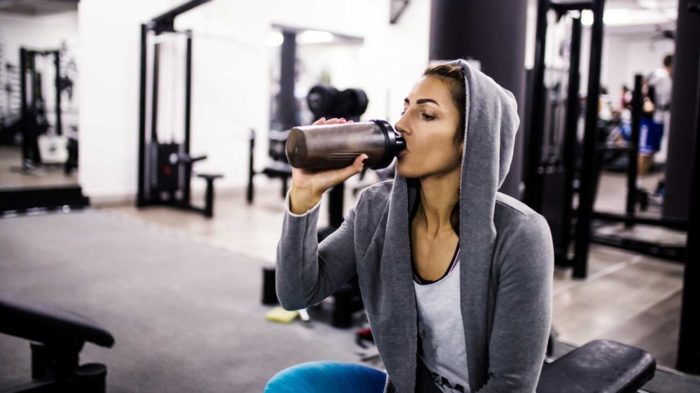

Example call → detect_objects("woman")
268 59 553 393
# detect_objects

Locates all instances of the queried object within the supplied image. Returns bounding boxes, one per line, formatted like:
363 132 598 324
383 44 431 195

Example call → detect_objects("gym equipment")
136 0 223 218
525 0 689 278
1 61 23 145
524 0 606 277
0 297 114 393
677 0 700 374
0 185 89 216
246 84 370 206
538 339 656 392
286 120 404 170
588 74 687 263
247 128 293 203
306 85 368 121
14 48 66 172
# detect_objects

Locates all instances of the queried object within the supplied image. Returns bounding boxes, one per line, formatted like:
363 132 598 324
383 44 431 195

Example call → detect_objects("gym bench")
0 297 114 393
538 339 656 392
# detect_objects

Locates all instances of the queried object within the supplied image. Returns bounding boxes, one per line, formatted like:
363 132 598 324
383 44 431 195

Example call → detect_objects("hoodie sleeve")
477 213 553 393
275 192 359 311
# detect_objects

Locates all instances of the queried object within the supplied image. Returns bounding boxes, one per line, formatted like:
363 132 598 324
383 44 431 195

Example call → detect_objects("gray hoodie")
276 59 553 393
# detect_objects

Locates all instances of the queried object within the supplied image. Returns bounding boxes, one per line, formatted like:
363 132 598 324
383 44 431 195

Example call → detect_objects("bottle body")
285 120 404 170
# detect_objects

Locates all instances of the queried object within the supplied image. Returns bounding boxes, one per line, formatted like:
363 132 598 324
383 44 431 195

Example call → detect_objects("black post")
572 0 606 279
625 75 643 225
137 24 148 207
53 51 62 136
677 0 700 374
329 183 345 228
663 0 700 221
150 42 160 142
19 48 30 165
560 15 582 265
524 0 549 210
278 31 297 130
183 31 193 205
247 129 255 204
19 48 28 119
204 178 214 218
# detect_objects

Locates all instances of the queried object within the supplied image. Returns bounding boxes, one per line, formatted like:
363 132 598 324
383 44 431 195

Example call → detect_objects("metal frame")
588 75 687 268
390 0 410 24
524 0 606 276
136 0 221 218
677 0 700 374
18 47 62 167
572 0 606 278
525 0 689 278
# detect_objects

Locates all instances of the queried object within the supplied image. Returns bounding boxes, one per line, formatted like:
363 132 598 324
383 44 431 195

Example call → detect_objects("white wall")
602 32 674 101
78 0 430 201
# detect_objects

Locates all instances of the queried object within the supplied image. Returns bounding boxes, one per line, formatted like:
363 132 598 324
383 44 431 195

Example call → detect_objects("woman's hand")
289 117 368 215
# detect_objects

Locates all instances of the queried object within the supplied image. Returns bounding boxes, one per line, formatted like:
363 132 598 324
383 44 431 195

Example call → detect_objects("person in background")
638 54 673 198
639 54 673 177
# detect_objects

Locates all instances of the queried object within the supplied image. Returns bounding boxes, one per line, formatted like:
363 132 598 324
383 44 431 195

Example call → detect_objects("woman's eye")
421 113 435 121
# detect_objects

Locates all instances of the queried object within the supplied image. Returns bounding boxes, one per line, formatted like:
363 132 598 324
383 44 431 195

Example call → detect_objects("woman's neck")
416 167 461 237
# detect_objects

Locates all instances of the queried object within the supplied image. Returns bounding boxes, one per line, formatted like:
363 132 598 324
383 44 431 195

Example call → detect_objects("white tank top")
413 248 471 393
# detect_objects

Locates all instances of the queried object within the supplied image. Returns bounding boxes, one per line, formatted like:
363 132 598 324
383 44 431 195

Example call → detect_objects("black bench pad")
0 297 114 348
538 339 656 393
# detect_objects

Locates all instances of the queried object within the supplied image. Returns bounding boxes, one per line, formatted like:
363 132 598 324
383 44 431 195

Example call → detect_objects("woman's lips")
398 149 408 158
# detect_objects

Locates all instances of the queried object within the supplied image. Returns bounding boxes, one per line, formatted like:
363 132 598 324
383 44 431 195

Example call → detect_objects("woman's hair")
423 63 466 142
422 63 466 234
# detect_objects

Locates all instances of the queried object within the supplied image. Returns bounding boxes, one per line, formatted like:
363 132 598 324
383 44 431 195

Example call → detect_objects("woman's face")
395 76 463 179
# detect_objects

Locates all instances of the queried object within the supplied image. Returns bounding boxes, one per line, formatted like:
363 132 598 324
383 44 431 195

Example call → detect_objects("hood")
451 58 519 191
381 59 520 392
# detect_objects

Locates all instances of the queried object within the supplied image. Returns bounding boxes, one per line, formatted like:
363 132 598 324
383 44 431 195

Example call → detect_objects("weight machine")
136 0 223 218
524 0 606 278
14 48 70 172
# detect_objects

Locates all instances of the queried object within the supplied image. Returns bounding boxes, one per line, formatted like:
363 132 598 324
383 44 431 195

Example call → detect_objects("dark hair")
423 63 466 142
663 54 673 68
421 63 466 234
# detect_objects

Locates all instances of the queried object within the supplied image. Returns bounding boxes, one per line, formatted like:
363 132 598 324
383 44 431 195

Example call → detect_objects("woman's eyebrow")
416 98 439 106
403 98 440 106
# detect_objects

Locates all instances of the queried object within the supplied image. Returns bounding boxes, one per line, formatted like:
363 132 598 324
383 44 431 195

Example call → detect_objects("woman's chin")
396 163 419 179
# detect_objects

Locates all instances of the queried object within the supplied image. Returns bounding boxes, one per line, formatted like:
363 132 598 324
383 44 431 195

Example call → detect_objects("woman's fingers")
312 117 347 126
327 154 367 186
291 154 367 193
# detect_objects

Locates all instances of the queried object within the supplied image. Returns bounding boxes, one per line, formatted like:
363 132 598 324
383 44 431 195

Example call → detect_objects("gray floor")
0 210 359 392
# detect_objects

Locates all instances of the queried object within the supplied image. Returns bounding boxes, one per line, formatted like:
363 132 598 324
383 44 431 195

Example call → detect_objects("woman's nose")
395 116 409 136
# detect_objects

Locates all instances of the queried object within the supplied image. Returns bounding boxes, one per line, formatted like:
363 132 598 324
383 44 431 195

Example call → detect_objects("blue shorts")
265 361 386 393
621 118 663 154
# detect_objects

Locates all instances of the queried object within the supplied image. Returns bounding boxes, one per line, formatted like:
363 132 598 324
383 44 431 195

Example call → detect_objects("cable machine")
136 0 222 218
17 48 62 171
524 0 606 278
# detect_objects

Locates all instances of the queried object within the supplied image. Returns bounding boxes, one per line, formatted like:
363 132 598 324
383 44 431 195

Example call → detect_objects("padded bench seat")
0 297 115 392
538 339 656 393
0 297 114 348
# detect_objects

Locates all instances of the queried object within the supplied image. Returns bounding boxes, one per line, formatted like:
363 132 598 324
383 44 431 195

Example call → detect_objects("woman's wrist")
289 186 322 215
